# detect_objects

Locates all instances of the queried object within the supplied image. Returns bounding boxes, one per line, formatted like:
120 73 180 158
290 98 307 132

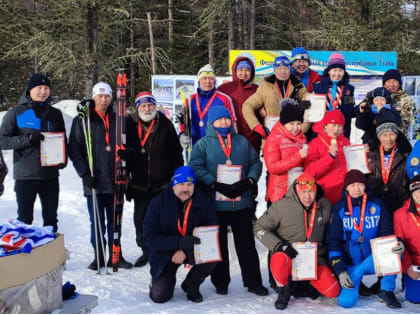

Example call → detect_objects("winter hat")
326 52 346 72
197 64 215 80
135 91 156 108
295 173 316 192
273 56 291 71
343 169 367 189
376 121 398 137
171 166 196 187
208 105 231 125
280 103 303 125
409 175 420 193
290 47 310 65
371 87 392 104
27 73 50 91
322 109 345 127
382 69 402 87
92 82 112 98
236 60 253 71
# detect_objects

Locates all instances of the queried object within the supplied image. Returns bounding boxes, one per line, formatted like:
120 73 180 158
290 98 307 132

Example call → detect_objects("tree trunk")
228 0 235 51
249 0 255 49
242 0 249 50
85 2 98 97
130 2 135 100
236 0 243 49
208 17 215 66
147 12 157 75
168 0 174 73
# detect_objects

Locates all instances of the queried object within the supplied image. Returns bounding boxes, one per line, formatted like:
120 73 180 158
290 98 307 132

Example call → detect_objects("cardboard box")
0 234 66 290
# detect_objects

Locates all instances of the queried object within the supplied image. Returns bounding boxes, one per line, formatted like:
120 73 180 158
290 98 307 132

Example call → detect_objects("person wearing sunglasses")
290 47 321 93
242 56 310 141
254 172 340 310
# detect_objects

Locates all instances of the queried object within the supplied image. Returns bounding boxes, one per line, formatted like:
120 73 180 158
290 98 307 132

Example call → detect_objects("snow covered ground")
0 100 418 313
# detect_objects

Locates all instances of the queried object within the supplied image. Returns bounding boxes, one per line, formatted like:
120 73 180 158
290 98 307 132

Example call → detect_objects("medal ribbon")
94 109 110 145
304 201 317 241
137 119 156 148
196 92 218 122
380 144 396 185
177 200 193 236
216 132 232 161
274 79 291 100
327 86 344 110
347 193 367 235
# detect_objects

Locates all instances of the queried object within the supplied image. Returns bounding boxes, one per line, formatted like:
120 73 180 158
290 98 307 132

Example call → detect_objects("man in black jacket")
118 91 183 267
68 82 132 270
0 73 66 231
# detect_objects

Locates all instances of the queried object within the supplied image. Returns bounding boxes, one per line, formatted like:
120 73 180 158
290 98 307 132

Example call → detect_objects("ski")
112 70 128 272
179 88 192 163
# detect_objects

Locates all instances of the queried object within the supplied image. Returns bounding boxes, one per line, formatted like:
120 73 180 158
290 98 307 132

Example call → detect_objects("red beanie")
323 109 345 127
295 173 316 192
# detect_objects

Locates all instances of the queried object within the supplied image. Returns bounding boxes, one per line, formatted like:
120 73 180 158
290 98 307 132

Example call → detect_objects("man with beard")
144 166 218 303
118 92 183 267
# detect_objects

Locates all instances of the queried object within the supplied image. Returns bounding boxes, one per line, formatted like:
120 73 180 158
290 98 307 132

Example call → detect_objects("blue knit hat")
236 60 253 71
172 166 196 187
208 106 231 125
273 56 291 71
290 47 310 65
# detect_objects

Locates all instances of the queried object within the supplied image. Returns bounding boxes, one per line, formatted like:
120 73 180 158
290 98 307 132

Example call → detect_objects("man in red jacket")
394 175 420 304
218 56 262 153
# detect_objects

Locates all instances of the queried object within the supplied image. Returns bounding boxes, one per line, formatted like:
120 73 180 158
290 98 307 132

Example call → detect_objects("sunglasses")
199 71 215 77
296 180 315 186
293 53 309 60
274 60 290 67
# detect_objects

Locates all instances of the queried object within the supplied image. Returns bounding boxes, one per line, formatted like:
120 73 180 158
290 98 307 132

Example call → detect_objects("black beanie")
280 104 303 125
343 169 367 189
382 69 402 88
27 73 51 91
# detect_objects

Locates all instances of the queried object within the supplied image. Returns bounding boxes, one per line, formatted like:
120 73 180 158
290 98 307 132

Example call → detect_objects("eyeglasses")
199 71 215 77
296 180 315 186
293 53 309 60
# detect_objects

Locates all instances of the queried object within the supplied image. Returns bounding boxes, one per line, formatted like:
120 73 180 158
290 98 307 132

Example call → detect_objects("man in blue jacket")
327 170 404 309
144 166 218 303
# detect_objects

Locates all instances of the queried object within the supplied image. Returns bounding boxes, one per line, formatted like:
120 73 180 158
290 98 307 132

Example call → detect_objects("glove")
178 235 201 250
230 178 253 198
278 243 298 259
0 184 3 196
298 100 311 110
253 124 270 139
179 133 191 149
29 131 45 145
118 149 135 161
125 185 134 202
82 173 96 189
392 241 405 255
338 271 354 289
57 163 66 169
214 182 236 199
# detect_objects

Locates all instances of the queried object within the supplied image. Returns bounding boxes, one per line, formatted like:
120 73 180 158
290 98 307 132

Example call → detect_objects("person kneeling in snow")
143 166 218 303
254 173 340 310
327 170 403 309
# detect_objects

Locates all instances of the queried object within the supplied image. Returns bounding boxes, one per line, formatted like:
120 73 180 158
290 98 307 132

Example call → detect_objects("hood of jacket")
231 56 256 86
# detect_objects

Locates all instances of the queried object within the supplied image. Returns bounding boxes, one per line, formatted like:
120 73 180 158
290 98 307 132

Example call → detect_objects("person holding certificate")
189 105 267 296
327 169 404 309
304 110 350 205
393 175 420 304
0 73 66 231
254 173 340 310
143 166 218 303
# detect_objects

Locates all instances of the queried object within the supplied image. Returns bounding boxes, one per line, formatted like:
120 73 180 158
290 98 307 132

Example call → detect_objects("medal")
216 132 232 166
105 145 111 152
226 159 232 166
305 241 312 248
141 148 146 154
199 120 204 127
195 92 217 128
383 184 388 192
347 193 367 244
304 202 317 244
380 144 396 189
358 236 364 243
138 119 156 155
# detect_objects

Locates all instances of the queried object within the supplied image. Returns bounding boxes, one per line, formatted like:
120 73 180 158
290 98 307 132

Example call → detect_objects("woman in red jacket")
304 110 350 205
264 99 307 204
394 175 420 304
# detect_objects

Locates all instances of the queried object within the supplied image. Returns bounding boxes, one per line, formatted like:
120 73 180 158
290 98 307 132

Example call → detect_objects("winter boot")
134 247 149 267
378 290 401 309
107 248 133 269
181 270 206 303
88 247 105 270
248 284 269 296
369 276 382 294
307 284 320 300
275 282 292 310
359 282 371 296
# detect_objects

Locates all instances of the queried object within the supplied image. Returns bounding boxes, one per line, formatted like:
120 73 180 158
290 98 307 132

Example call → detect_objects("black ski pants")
86 193 114 249
15 179 59 231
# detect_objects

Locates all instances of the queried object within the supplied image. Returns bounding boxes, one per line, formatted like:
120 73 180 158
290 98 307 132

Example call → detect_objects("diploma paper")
304 94 326 123
265 116 279 131
216 164 242 201
287 167 303 188
291 242 318 281
40 132 66 166
370 235 402 276
193 225 222 264
343 145 370 174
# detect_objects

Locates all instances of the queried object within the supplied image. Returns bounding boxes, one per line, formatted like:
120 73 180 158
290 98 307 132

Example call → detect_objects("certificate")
304 94 326 123
287 167 303 188
40 132 66 166
370 235 402 276
193 225 222 264
216 164 242 202
265 116 279 131
343 144 370 174
291 242 318 281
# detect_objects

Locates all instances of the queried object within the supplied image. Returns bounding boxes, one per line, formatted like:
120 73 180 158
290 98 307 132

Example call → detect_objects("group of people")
0 47 419 310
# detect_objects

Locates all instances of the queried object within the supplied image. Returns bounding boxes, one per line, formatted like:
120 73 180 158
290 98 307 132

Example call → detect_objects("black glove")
29 131 44 145
230 178 253 198
125 185 134 202
0 184 3 197
214 182 236 199
277 243 298 259
178 235 201 250
57 163 66 169
82 173 96 189
118 149 135 161
299 100 311 110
